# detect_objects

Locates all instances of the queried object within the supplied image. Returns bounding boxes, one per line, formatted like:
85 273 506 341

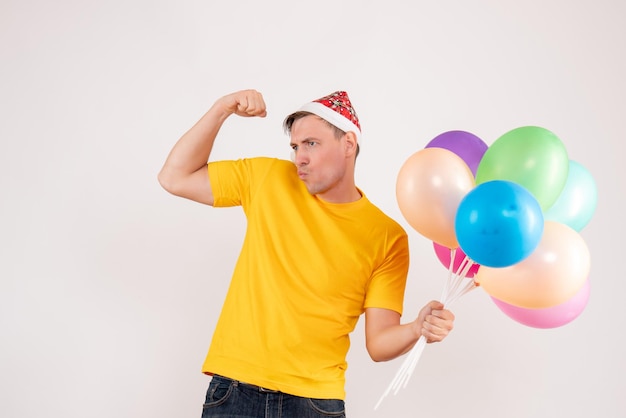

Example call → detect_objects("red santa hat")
298 91 362 142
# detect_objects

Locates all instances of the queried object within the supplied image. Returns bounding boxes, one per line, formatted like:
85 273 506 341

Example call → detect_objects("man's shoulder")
361 197 408 237
243 156 293 170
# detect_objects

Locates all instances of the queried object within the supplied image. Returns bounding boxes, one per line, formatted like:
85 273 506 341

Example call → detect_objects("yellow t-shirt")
202 157 409 400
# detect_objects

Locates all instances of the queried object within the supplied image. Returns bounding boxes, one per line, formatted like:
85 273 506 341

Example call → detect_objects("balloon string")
443 254 471 305
446 277 478 306
444 256 475 305
441 248 456 301
375 251 476 410
374 333 427 410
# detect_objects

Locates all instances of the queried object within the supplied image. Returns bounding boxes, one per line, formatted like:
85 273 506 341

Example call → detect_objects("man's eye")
291 145 298 151
307 141 316 147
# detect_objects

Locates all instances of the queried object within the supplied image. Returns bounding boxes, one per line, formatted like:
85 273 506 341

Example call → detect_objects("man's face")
289 115 350 198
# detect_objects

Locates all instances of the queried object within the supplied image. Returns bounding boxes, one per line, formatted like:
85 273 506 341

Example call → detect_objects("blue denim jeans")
201 375 346 418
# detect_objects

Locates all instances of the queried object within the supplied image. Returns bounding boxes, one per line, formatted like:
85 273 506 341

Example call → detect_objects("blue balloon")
544 160 597 231
455 180 544 268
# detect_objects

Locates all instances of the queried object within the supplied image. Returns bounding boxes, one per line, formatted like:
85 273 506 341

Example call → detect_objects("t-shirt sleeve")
208 157 281 210
363 231 410 315
208 159 251 208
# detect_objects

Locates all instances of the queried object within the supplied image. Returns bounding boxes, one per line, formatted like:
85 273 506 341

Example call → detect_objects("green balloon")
475 126 569 211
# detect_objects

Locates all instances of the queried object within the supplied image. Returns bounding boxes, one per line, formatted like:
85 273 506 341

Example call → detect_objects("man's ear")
344 131 358 157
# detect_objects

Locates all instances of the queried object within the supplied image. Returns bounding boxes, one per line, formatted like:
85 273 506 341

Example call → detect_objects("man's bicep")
364 307 401 339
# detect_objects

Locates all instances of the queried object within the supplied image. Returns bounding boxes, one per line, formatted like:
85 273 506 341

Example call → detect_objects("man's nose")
293 149 308 166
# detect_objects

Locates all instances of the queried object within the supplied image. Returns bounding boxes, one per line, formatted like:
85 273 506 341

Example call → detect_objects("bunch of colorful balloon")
398 126 597 327
376 127 597 408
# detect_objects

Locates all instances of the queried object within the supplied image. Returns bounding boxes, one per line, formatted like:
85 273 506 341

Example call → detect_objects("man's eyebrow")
290 136 318 146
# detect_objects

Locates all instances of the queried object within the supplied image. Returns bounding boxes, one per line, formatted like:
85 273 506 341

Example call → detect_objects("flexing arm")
365 301 455 362
157 89 267 205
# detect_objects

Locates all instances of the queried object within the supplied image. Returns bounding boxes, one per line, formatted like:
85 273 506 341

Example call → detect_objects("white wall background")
2 1 624 417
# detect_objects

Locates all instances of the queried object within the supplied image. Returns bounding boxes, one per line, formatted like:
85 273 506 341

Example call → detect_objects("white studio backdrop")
1 1 624 417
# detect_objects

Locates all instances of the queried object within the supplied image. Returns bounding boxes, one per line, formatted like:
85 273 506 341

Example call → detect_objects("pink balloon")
433 242 480 278
491 279 590 329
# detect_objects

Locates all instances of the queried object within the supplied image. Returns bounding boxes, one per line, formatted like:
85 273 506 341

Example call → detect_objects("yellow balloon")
474 221 590 308
396 148 475 248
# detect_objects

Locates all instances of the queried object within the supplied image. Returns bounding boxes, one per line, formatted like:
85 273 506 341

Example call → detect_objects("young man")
158 89 455 418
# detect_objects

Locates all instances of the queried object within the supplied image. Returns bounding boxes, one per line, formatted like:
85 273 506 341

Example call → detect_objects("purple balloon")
425 130 488 175
491 279 590 329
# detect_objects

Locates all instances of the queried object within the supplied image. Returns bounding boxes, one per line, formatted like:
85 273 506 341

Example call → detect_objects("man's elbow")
366 343 393 363
158 166 189 196
156 168 214 205
157 169 176 194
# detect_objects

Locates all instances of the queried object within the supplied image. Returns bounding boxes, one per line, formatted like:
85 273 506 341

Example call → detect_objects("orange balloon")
396 148 475 248
474 221 590 308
